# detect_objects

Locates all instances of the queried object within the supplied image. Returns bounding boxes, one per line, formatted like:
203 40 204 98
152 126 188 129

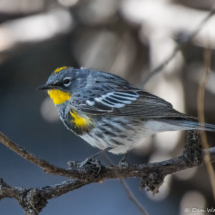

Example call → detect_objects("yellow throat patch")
48 89 71 105
70 110 92 130
54 66 68 75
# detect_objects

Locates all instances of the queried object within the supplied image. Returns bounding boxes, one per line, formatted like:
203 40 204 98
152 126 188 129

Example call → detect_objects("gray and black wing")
74 90 193 119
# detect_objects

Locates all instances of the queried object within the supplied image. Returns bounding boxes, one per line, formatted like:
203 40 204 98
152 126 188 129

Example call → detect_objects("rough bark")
0 131 215 214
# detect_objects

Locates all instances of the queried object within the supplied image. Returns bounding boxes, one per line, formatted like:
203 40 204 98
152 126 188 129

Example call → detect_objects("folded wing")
75 90 193 119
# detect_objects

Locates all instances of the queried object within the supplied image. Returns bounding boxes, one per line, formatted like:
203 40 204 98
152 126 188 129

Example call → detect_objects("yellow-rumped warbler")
37 67 215 155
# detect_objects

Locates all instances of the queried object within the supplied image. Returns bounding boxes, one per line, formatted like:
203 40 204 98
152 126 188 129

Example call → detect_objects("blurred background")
0 0 215 214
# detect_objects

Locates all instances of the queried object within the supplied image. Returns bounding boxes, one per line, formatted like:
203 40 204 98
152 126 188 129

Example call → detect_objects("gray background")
0 0 215 214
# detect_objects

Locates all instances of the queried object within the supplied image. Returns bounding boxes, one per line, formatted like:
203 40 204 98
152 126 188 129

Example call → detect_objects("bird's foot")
118 153 129 169
68 147 112 176
68 157 102 176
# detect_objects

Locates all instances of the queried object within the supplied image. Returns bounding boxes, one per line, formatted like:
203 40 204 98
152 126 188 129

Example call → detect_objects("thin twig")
142 7 215 85
197 43 215 200
120 179 149 215
104 153 149 215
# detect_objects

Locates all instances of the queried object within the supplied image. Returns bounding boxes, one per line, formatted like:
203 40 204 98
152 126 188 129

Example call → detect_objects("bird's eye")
63 78 71 87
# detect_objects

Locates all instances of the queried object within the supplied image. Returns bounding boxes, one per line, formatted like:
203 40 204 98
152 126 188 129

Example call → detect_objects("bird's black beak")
36 84 54 90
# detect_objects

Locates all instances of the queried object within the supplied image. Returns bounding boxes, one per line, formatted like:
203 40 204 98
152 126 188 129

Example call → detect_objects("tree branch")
1 130 215 214
0 178 88 215
1 131 215 182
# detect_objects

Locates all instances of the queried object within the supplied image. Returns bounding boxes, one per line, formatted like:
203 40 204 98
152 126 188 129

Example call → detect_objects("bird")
37 67 215 160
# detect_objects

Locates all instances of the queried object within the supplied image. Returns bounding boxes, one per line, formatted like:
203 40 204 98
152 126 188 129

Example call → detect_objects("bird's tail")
157 117 215 132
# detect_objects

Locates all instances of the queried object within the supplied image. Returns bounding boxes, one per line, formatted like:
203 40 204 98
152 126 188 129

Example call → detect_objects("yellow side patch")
48 89 71 105
70 110 92 130
54 66 68 75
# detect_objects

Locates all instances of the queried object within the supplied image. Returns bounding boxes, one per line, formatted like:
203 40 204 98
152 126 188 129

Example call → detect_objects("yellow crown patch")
54 66 68 75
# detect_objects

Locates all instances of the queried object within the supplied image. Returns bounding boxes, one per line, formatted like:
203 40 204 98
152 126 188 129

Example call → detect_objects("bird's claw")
118 158 129 169
79 157 102 174
68 157 102 176
118 153 129 169
118 160 129 169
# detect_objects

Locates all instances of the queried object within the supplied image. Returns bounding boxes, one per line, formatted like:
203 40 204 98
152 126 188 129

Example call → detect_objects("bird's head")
37 67 87 105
